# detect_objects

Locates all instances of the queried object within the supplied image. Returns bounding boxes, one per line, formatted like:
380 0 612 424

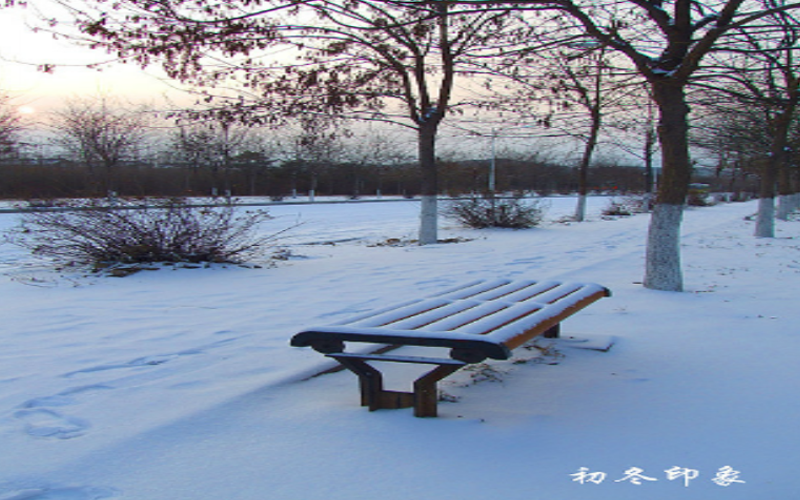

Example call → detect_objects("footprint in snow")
13 408 90 439
0 486 117 500
506 257 545 266
18 385 112 410
62 354 184 377
63 342 232 379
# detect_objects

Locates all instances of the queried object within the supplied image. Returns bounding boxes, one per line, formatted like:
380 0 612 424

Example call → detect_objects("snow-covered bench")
290 279 611 417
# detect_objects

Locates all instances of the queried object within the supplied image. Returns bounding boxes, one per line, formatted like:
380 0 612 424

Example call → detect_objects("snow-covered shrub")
443 194 546 229
602 195 653 217
10 198 281 269
687 188 714 207
602 200 633 217
730 192 755 202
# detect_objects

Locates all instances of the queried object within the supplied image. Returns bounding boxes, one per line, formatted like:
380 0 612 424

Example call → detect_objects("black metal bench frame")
291 279 611 417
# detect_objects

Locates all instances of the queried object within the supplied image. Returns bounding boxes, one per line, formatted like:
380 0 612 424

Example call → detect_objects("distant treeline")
0 157 752 200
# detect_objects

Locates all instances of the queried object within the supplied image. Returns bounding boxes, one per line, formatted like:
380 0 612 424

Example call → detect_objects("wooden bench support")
543 323 560 339
328 353 466 417
412 364 465 417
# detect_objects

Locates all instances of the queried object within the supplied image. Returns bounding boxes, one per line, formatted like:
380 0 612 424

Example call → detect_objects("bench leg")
413 364 464 418
543 323 560 339
333 357 415 411
330 356 464 417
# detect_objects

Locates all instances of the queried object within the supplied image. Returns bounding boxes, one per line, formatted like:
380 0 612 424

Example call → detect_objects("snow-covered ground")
0 196 798 500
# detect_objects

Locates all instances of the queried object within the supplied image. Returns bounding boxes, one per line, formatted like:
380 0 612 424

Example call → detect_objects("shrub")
443 194 546 229
9 198 282 269
730 192 754 202
602 195 653 217
602 200 633 217
687 189 714 207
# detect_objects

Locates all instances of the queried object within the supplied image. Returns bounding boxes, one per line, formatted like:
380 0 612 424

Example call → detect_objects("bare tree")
168 120 254 196
288 116 348 201
694 91 800 213
492 42 641 220
424 0 799 288
56 0 525 244
693 104 770 181
344 129 415 198
611 96 660 201
50 95 151 194
704 10 800 232
168 125 219 192
234 133 283 197
493 0 800 291
0 92 23 159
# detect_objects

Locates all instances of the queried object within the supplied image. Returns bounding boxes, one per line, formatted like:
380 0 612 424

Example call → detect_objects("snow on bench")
290 279 611 417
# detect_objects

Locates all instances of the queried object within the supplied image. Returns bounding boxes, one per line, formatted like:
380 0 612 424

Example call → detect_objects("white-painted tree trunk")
574 194 587 222
419 195 438 245
777 194 792 221
779 193 799 219
755 197 775 238
643 192 655 212
644 204 684 292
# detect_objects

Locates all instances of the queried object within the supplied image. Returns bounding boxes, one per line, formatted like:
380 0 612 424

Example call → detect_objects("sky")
0 5 532 162
0 2 653 166
0 2 187 117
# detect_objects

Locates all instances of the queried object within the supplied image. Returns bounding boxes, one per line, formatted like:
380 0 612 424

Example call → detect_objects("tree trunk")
755 166 778 237
756 107 793 235
644 81 692 292
310 173 318 203
756 196 776 236
418 122 439 245
776 193 794 220
775 120 797 221
574 194 587 222
644 125 656 195
645 203 684 291
574 110 600 222
777 154 793 220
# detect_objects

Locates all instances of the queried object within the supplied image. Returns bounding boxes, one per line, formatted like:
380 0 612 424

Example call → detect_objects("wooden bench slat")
337 281 558 330
363 299 483 329
450 280 556 302
349 282 587 334
482 280 561 303
328 298 429 326
430 279 516 300
345 298 453 328
404 283 601 338
412 301 511 332
452 301 546 335
528 282 588 304
487 286 610 350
